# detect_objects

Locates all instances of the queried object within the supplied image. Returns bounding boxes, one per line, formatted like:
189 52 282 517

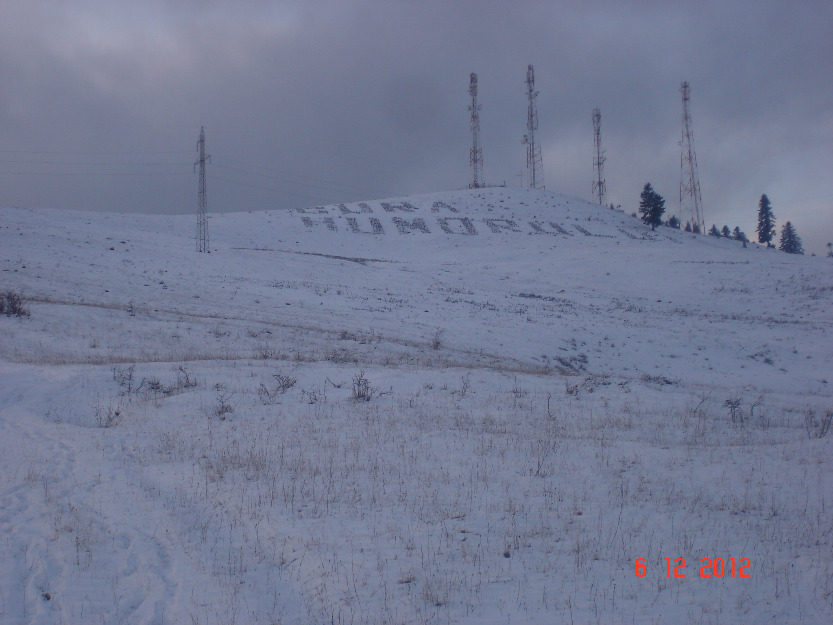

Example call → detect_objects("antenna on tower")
679 81 704 232
592 108 606 205
522 64 544 190
468 73 484 189
195 126 211 253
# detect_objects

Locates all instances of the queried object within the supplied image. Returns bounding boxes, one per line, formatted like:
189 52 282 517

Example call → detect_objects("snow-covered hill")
1 188 831 624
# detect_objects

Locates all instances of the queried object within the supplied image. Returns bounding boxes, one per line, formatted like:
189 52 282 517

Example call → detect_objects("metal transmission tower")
679 81 704 232
195 126 211 253
468 73 484 189
591 108 606 205
522 64 544 189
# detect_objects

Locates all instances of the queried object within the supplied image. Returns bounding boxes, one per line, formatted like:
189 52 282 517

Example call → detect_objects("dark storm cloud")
1 1 831 252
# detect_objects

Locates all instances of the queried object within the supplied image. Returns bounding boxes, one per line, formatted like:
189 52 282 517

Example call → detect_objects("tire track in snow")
0 365 217 624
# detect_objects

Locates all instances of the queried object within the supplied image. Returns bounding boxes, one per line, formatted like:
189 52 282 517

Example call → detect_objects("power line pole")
522 64 544 190
195 126 211 253
468 73 484 189
592 108 606 205
679 81 704 232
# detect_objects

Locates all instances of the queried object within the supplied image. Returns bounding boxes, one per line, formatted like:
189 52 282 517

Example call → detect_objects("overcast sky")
2 1 831 252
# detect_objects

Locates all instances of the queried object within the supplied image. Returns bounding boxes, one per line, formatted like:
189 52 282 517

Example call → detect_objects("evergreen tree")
684 222 692 232
721 225 731 238
692 223 701 234
708 224 721 237
732 226 748 243
639 183 666 231
667 215 681 229
827 242 833 257
757 194 776 247
779 221 804 254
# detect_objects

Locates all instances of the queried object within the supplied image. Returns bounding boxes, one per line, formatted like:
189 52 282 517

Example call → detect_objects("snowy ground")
1 188 831 624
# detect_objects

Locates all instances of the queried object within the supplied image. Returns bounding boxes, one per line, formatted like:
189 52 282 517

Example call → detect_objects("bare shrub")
214 391 235 420
257 383 278 405
459 373 471 398
352 371 373 401
640 373 678 386
431 328 444 350
174 365 198 390
724 397 743 424
113 365 136 395
350 370 385 402
94 400 120 428
144 377 165 396
804 409 833 439
0 290 29 317
301 385 326 404
258 369 297 405
273 371 297 393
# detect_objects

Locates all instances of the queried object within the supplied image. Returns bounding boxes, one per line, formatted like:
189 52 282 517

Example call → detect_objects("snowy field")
1 187 831 624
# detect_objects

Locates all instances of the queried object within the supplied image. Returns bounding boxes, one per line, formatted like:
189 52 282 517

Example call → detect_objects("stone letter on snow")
431 201 459 213
339 203 374 214
530 221 570 235
393 217 431 234
347 217 385 234
438 217 478 235
381 202 417 213
484 218 521 234
301 216 337 231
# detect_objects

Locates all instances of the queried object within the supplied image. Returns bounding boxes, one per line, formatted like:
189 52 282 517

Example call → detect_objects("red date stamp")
635 558 750 578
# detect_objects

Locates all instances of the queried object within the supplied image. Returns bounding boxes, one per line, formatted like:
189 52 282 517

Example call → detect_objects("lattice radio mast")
195 126 211 253
592 108 606 205
522 64 544 189
468 73 484 189
679 81 704 232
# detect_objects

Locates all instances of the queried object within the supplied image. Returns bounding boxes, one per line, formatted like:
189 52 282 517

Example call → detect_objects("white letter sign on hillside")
294 200 601 237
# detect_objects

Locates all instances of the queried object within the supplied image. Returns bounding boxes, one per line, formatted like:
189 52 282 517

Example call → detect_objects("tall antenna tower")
522 64 544 190
468 73 484 189
679 81 704 232
195 126 211 253
592 108 606 205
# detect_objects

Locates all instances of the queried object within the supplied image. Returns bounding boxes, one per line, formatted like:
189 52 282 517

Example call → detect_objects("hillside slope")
1 188 831 624
2 187 830 390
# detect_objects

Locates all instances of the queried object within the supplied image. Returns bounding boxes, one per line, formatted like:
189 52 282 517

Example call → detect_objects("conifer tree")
639 183 665 231
721 225 731 238
684 222 692 232
779 221 804 254
692 223 701 234
732 226 748 243
667 215 681 229
708 224 721 237
757 194 776 247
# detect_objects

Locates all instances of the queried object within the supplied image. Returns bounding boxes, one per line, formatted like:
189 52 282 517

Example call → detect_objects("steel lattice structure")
679 81 704 232
522 65 544 190
592 108 606 205
195 126 211 253
468 73 484 189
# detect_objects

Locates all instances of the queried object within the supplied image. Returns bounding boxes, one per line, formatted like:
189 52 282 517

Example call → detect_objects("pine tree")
732 226 748 243
721 225 731 238
708 224 721 237
757 194 776 247
827 242 833 257
779 221 804 254
684 222 692 232
639 183 666 231
692 223 701 234
667 215 681 229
